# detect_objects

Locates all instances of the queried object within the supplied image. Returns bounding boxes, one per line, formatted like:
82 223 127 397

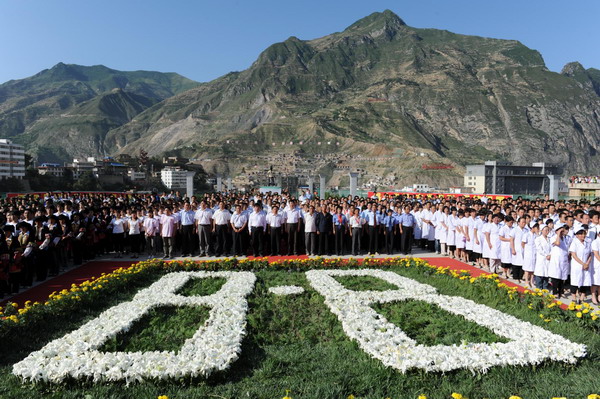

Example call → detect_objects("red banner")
6 191 133 199
367 192 513 201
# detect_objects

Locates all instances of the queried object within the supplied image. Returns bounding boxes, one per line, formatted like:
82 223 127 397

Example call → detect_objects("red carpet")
1 255 532 307
1 261 136 307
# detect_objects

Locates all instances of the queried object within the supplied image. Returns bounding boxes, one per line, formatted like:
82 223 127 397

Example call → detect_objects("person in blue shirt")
382 209 397 255
399 205 416 255
332 206 348 255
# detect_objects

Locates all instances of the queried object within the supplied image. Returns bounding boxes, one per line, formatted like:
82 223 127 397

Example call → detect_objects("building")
37 163 64 177
464 161 561 196
0 139 26 179
568 178 600 199
128 169 146 181
160 167 188 189
66 158 96 179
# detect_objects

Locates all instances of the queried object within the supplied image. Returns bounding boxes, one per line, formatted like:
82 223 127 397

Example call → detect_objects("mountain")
101 10 600 186
0 63 199 162
3 11 600 188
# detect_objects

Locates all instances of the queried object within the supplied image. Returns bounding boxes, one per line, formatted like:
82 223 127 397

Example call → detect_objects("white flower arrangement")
306 269 586 373
13 268 587 383
13 271 256 383
268 285 305 295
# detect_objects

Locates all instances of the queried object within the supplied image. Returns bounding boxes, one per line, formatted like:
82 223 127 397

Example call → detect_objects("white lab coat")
534 235 551 277
522 231 537 273
510 226 526 266
547 236 569 280
500 225 514 264
569 238 592 288
483 222 501 259
592 238 600 286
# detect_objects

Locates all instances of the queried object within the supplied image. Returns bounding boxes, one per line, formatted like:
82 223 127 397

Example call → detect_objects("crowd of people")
1 190 600 305
569 176 600 184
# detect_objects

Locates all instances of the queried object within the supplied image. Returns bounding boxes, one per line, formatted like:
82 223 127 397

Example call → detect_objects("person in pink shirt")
143 209 160 257
160 207 177 259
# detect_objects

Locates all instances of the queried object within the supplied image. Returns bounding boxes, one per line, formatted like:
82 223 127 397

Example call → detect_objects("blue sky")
0 0 598 84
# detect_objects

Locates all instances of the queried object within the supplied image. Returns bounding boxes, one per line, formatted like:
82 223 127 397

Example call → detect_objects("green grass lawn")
0 264 599 399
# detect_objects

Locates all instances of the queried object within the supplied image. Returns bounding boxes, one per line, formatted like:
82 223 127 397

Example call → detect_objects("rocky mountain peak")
561 61 586 77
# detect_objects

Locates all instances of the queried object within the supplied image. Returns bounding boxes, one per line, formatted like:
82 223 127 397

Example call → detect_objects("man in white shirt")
266 205 284 256
194 201 213 257
303 205 317 255
283 200 302 255
349 208 364 256
248 204 267 257
212 202 232 257
230 204 248 256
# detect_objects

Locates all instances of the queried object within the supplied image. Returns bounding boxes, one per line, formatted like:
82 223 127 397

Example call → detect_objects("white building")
160 167 188 189
128 169 146 181
37 163 64 177
0 139 26 179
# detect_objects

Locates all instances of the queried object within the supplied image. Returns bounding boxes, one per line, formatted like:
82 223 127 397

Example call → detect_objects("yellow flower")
587 394 600 399
451 393 464 399
568 302 576 310
283 389 293 399
157 396 169 399
576 312 583 318
418 395 427 399
347 395 356 399
583 308 590 314
592 315 598 321
509 396 522 399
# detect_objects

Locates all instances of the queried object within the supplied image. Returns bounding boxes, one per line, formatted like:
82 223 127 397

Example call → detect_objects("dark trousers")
286 223 299 255
334 227 345 255
162 236 174 257
113 232 125 253
550 277 565 297
318 231 329 256
181 225 194 255
368 226 378 254
198 224 211 255
384 229 394 254
232 230 244 256
130 234 141 254
145 235 159 255
270 227 281 255
512 265 523 280
251 227 264 257
401 226 414 254
215 224 228 256
305 232 316 255
351 228 361 255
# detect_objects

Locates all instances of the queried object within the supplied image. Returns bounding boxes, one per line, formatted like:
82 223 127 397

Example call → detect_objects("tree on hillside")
72 172 100 191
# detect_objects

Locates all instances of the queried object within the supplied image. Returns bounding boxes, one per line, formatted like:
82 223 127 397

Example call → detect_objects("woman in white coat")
446 207 458 259
534 225 551 290
510 217 527 283
569 227 592 304
499 216 515 279
455 210 467 262
438 206 449 256
591 234 600 305
547 224 570 298
522 222 539 288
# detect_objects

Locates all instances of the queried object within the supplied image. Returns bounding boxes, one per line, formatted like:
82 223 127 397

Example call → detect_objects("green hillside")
0 63 199 162
104 10 600 186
